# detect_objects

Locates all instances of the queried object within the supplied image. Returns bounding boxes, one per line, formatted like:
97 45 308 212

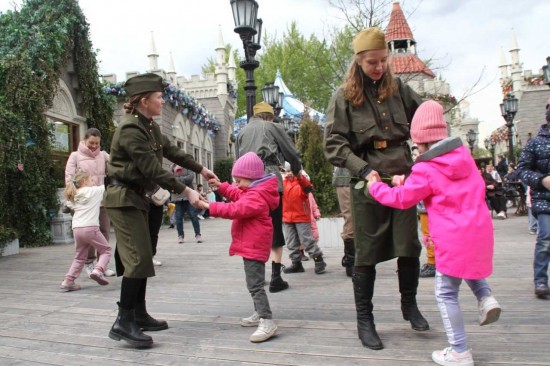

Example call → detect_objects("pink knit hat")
232 152 265 180
410 100 448 144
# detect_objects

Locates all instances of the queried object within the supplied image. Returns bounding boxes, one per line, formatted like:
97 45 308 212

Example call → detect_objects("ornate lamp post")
499 94 518 164
230 0 262 121
484 137 496 165
466 129 477 154
261 82 282 116
543 56 550 87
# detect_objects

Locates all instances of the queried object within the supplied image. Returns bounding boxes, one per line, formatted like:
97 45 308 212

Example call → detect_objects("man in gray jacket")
237 102 302 293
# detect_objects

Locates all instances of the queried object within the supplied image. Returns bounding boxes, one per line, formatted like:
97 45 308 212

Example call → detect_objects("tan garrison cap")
352 27 387 54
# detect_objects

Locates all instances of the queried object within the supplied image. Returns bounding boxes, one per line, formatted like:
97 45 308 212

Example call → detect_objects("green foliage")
297 117 338 216
0 0 114 246
214 158 235 184
0 225 18 252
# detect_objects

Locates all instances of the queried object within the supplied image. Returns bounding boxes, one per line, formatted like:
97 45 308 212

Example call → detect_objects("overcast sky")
0 0 547 142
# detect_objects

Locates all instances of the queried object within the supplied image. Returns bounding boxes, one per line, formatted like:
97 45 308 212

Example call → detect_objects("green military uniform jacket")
104 111 203 278
104 112 203 211
324 76 422 265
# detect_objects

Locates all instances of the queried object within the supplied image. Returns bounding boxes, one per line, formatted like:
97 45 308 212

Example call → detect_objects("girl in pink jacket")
198 152 280 343
367 101 501 366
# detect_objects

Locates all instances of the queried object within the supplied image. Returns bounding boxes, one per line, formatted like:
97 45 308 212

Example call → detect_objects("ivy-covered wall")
0 0 114 247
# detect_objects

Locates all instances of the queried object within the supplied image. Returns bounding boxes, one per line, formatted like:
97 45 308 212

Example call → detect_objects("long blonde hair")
342 53 398 107
64 171 90 202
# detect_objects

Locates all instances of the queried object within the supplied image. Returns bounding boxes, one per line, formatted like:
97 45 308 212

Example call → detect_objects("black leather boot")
341 239 355 277
353 270 383 350
283 261 304 273
109 302 153 348
269 262 289 293
135 301 168 331
398 258 430 331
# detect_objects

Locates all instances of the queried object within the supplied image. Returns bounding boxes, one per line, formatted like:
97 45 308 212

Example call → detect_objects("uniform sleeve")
369 167 432 209
324 89 369 175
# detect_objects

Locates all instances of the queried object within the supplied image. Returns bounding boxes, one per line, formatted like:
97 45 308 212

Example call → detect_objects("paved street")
1 213 549 365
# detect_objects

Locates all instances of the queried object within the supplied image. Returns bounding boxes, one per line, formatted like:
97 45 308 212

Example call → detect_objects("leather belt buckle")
373 140 388 149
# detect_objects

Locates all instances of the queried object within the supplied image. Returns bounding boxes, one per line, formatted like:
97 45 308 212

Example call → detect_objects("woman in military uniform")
104 73 216 348
324 28 428 350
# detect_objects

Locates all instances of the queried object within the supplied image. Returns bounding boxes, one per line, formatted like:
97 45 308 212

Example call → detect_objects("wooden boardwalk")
1 213 549 365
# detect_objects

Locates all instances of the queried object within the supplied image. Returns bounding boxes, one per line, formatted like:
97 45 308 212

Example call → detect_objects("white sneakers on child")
152 256 162 266
249 318 277 343
240 312 260 327
432 347 474 366
60 280 81 292
90 269 109 286
84 262 94 277
240 312 277 342
478 295 501 326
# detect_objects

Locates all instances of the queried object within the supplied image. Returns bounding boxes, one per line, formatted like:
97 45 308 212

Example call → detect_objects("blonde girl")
61 172 112 291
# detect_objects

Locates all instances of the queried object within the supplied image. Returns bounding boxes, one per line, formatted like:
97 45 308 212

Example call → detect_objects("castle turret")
228 53 237 82
148 31 159 72
167 52 177 84
499 47 509 84
509 28 523 95
215 26 228 96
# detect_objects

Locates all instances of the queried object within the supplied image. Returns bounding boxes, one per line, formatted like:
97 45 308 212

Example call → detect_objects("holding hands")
366 170 381 189
201 167 218 181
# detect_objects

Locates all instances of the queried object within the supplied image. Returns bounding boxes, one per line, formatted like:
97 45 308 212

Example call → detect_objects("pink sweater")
65 141 109 187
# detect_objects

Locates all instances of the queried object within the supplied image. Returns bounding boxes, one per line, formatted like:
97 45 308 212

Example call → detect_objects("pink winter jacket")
369 138 494 280
308 193 320 241
209 175 279 263
65 141 109 187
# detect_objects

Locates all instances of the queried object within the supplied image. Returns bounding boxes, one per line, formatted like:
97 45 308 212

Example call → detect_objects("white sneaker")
497 211 507 219
432 347 474 366
90 269 109 286
84 262 94 278
240 311 260 327
478 295 501 326
104 268 116 277
197 215 205 220
152 257 162 266
249 318 277 343
178 235 184 244
195 234 203 243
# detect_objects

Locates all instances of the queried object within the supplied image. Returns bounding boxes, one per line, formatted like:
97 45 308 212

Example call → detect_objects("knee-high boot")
109 302 153 348
398 258 430 331
341 239 355 277
353 269 383 350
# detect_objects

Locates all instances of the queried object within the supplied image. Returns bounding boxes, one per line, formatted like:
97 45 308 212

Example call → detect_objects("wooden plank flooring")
1 213 549 365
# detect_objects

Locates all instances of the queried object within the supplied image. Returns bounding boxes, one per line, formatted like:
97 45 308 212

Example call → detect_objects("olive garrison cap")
352 27 387 55
124 73 164 97
253 101 274 116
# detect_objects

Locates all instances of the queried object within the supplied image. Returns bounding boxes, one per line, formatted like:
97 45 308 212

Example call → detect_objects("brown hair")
256 112 274 121
84 127 101 139
123 92 155 113
64 171 90 202
342 53 398 107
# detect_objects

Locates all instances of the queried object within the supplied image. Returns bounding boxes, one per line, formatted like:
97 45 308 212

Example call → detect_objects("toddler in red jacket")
198 152 279 343
281 167 327 274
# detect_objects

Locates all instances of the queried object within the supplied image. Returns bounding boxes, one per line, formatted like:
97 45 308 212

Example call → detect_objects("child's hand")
391 174 405 187
197 201 209 211
366 171 381 189
314 214 321 221
208 178 221 188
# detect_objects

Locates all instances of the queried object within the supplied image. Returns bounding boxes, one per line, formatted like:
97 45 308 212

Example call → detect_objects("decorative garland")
104 81 221 136
420 92 457 106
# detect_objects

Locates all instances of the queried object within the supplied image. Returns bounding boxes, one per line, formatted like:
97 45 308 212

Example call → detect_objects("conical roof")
386 2 414 43
274 70 325 121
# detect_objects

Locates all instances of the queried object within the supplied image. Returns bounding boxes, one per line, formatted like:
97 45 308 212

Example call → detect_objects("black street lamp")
500 94 519 164
230 0 262 121
542 56 550 87
261 82 283 116
466 129 477 153
484 137 496 165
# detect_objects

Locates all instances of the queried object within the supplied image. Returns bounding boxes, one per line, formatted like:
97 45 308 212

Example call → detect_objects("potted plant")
0 225 19 257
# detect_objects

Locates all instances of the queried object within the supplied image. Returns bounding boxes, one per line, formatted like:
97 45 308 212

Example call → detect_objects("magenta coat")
369 138 494 279
209 175 279 263
65 140 109 187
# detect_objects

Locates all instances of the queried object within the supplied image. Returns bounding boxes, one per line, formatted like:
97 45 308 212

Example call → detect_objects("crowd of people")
56 27 550 366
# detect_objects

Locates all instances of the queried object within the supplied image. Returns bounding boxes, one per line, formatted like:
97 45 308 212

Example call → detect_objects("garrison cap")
352 27 387 55
124 73 164 97
253 102 274 116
